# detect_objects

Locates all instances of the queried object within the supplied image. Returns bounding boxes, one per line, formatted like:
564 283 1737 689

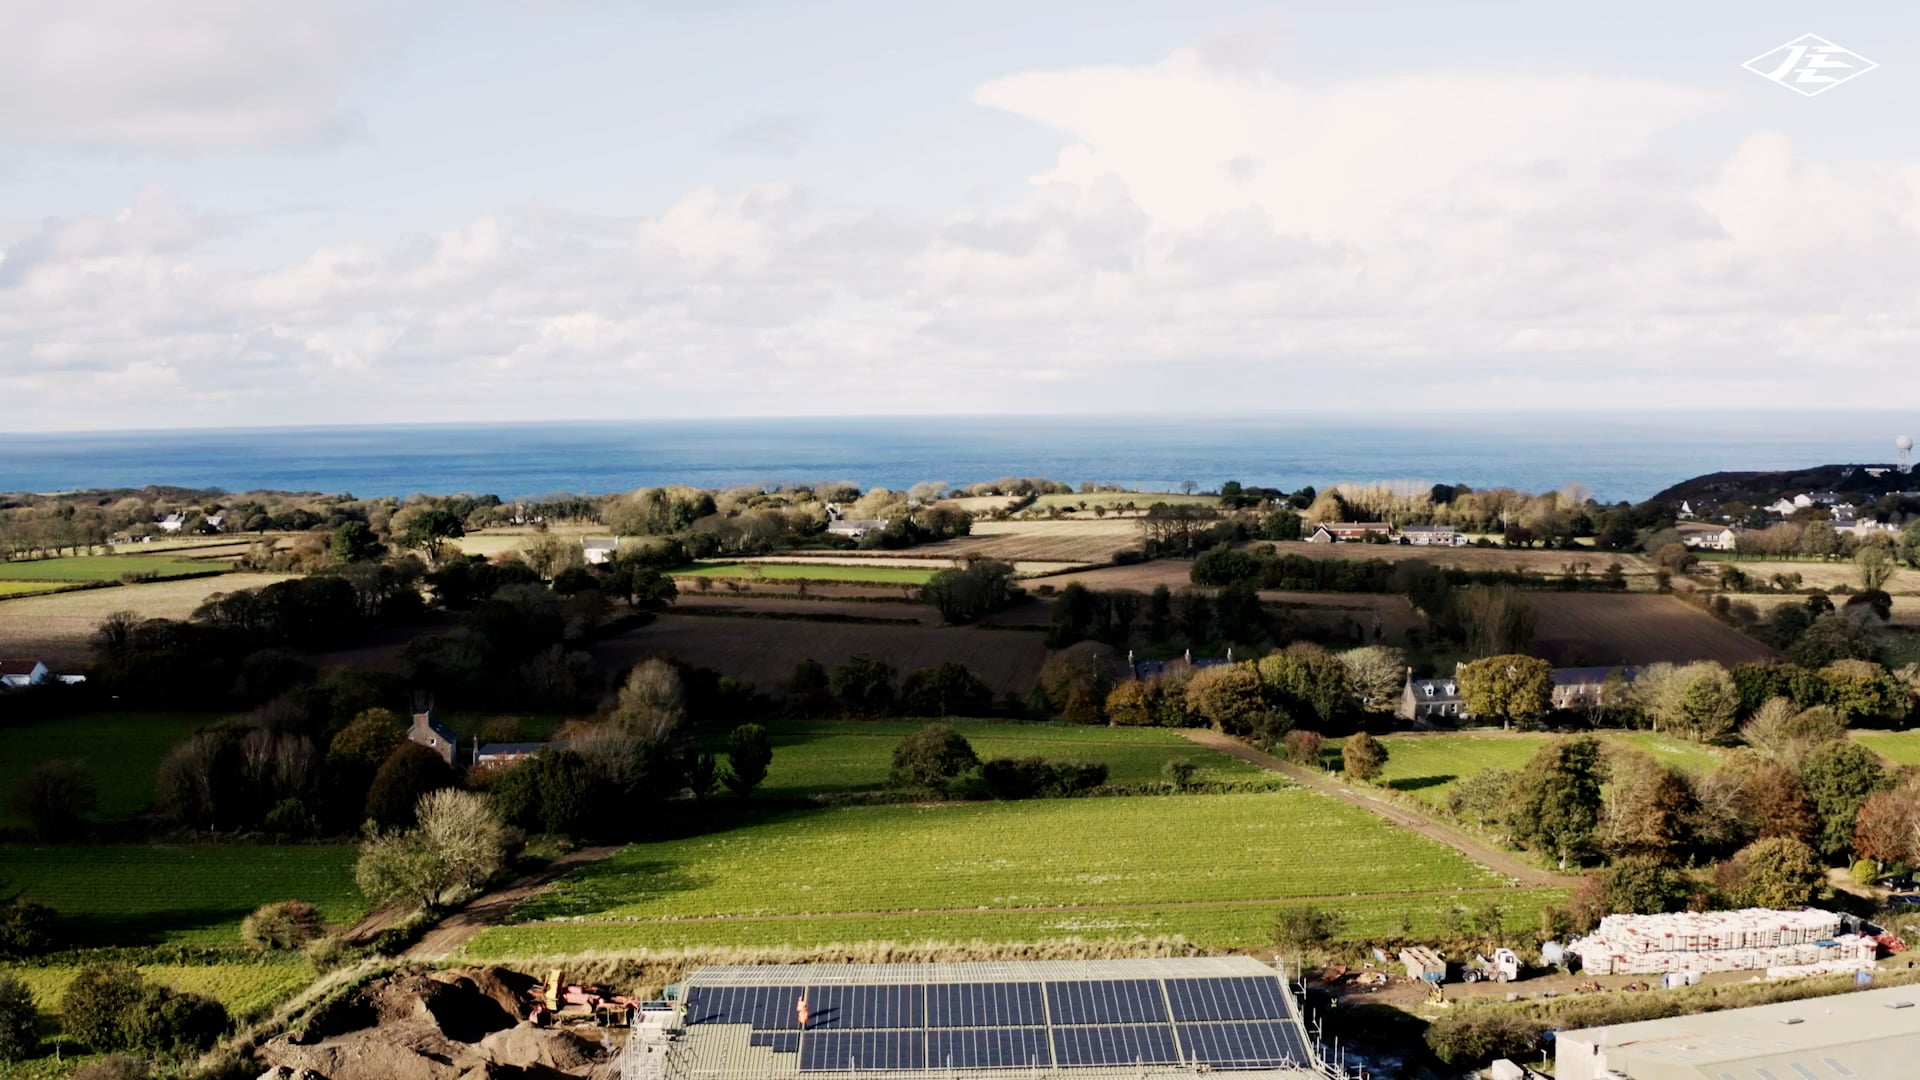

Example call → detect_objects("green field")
1856 731 1920 766
0 712 220 829
469 791 1538 954
0 580 78 598
0 961 314 1016
672 562 939 584
739 719 1266 797
0 555 225 582
1324 732 1726 808
1 846 363 946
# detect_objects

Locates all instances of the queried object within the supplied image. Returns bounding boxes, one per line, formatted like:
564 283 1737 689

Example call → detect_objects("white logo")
1744 34 1878 96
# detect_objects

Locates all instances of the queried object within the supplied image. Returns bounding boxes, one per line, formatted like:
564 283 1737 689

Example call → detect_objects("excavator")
528 969 647 1027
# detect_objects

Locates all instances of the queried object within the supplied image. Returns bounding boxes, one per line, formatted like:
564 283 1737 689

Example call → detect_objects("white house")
203 514 226 532
1399 525 1466 547
1764 497 1798 516
1677 501 1695 519
582 538 619 565
1678 524 1738 551
156 512 188 533
825 505 889 539
1306 522 1395 543
0 659 50 690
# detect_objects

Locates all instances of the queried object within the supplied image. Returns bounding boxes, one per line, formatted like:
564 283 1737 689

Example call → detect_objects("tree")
1694 751 1817 854
1183 664 1273 737
920 559 1015 624
10 759 98 839
609 658 687 739
1790 613 1881 667
1857 542 1897 592
1598 855 1689 915
1342 731 1388 781
415 788 511 895
1254 646 1351 727
1457 654 1553 729
1634 662 1739 742
0 975 35 1063
1599 752 1694 863
889 724 979 792
241 900 324 951
1272 906 1344 956
1338 646 1406 710
722 724 773 797
1507 736 1604 867
1145 585 1172 642
1037 644 1115 724
364 742 456 829
1799 739 1889 859
1741 698 1846 772
329 521 385 563
1181 480 1197 495
60 965 146 1051
1853 788 1920 865
1454 585 1536 656
833 655 899 716
393 507 465 563
901 662 993 717
785 658 833 715
1447 769 1514 832
1721 836 1824 908
1900 521 1920 570
1262 509 1303 541
490 748 597 836
0 897 56 960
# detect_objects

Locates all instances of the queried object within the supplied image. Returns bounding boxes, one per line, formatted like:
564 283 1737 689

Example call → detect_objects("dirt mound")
260 967 612 1080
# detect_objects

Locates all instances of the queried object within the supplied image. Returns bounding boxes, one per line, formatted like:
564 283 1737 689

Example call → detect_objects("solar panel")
1164 977 1290 1021
927 1027 1052 1069
750 1031 801 1053
1045 980 1168 1025
1177 1021 1309 1068
1052 1025 1180 1067
926 982 1045 1027
806 984 924 1030
687 985 808 1028
800 1029 926 1071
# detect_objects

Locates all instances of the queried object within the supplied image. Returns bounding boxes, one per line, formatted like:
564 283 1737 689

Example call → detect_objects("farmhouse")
156 512 188 533
1677 524 1738 551
0 659 49 690
407 709 458 767
1398 665 1637 721
640 957 1331 1079
582 538 619 565
1398 525 1465 547
827 517 889 539
1554 981 1919 1080
1305 522 1394 543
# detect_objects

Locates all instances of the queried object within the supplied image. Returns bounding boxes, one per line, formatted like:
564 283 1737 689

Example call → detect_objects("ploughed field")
1529 593 1775 667
738 719 1270 798
669 561 941 585
591 614 1048 697
459 790 1562 955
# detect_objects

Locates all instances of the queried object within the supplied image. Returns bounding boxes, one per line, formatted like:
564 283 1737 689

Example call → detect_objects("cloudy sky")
1 0 1916 431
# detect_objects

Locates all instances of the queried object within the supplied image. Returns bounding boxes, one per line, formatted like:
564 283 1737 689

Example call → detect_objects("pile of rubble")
255 966 624 1080
1569 908 1878 978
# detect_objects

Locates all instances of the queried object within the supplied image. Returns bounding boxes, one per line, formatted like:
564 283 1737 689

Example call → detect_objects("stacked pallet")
1569 909 1871 977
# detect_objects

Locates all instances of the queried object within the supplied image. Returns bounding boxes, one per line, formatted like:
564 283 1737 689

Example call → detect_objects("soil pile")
256 967 621 1080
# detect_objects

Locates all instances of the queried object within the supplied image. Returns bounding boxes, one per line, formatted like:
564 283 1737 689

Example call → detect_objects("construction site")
1567 908 1888 980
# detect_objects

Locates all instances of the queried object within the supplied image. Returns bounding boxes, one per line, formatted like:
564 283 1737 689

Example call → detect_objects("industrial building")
1554 983 1920 1080
624 957 1348 1080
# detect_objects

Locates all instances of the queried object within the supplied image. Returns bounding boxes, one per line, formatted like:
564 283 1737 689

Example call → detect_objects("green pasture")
1323 732 1725 808
0 555 226 582
738 719 1266 797
0 581 77 598
0 712 220 829
0 960 314 1017
1 845 363 946
671 562 938 584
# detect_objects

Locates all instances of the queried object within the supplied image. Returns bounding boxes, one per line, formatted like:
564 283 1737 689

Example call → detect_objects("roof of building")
1557 982 1920 1080
582 538 619 551
0 659 44 676
665 957 1326 1080
1398 525 1457 533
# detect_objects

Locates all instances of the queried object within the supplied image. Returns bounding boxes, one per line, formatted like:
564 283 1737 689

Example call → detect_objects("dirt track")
1177 730 1577 889
406 846 621 961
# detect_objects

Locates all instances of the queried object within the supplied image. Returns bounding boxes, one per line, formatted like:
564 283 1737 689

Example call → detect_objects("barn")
624 957 1338 1079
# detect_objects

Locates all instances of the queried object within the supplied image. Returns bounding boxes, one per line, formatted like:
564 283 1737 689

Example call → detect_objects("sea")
1 413 1913 505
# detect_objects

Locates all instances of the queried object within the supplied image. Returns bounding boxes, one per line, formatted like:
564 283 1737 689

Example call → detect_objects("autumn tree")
1719 836 1824 908
1339 646 1407 711
1633 662 1739 742
1599 751 1695 863
1693 750 1817 854
1741 698 1846 772
1457 654 1554 729
1853 788 1920 865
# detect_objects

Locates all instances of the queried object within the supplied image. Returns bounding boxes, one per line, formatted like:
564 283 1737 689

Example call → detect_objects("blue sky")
1 0 1916 430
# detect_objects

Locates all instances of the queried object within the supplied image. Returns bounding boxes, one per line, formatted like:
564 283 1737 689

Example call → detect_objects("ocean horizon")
2 412 1914 505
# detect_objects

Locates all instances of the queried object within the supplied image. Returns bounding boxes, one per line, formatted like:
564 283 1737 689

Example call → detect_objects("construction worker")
797 995 809 1030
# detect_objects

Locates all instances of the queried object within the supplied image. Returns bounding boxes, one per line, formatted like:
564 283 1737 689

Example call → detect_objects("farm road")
403 845 622 961
1178 730 1578 888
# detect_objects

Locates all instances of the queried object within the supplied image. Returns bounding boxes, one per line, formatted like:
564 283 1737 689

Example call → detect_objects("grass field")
737 719 1266 797
1 846 363 946
591 614 1047 697
0 555 227 581
1695 555 1920 595
0 712 221 829
671 562 940 584
1323 732 1726 808
0 572 297 667
467 791 1537 954
0 580 77 598
0 961 315 1016
1855 731 1920 767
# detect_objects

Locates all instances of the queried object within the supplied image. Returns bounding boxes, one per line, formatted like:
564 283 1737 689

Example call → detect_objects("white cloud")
0 0 380 149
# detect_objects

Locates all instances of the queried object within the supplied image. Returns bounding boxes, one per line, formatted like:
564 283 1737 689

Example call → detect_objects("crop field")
0 961 314 1015
1323 732 1725 808
1024 492 1220 512
591 614 1047 697
0 555 227 581
2 846 363 946
1268 541 1656 579
672 562 940 585
450 523 602 559
922 520 1144 566
1699 556 1920 595
1738 594 1920 628
489 793 1516 949
0 580 77 598
0 572 297 667
1530 592 1774 667
0 712 221 828
736 719 1267 798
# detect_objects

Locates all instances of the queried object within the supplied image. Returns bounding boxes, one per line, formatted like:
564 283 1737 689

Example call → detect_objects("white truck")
1461 948 1521 984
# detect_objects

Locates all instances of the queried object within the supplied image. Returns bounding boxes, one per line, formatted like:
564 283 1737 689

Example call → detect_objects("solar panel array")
684 974 1308 1072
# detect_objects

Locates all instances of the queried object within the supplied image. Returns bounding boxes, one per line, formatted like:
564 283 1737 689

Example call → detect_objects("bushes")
0 896 56 959
1278 730 1325 767
356 789 513 909
889 724 979 793
1271 906 1344 956
0 975 35 1063
722 724 773 797
900 663 993 717
9 759 98 838
1342 732 1387 781
1424 1011 1542 1068
1718 836 1825 909
364 741 457 828
241 900 324 951
70 1054 152 1080
979 758 1109 800
58 965 228 1056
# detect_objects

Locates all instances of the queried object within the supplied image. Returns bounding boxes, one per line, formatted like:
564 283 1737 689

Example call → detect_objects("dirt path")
1178 730 1578 889
404 845 621 961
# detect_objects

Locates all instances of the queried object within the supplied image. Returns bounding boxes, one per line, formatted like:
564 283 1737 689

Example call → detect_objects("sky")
1 0 1917 431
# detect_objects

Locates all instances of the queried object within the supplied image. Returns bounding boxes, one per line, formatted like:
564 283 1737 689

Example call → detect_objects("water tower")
1900 434 1914 473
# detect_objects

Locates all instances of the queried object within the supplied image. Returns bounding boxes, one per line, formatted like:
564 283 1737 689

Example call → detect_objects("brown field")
1264 541 1655 580
1028 561 1192 591
938 495 1020 514
450 523 602 559
1531 593 1775 667
732 553 1084 577
0 573 298 666
590 613 1049 696
1736 593 1920 628
1702 558 1920 595
922 519 1143 565
674 594 937 624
